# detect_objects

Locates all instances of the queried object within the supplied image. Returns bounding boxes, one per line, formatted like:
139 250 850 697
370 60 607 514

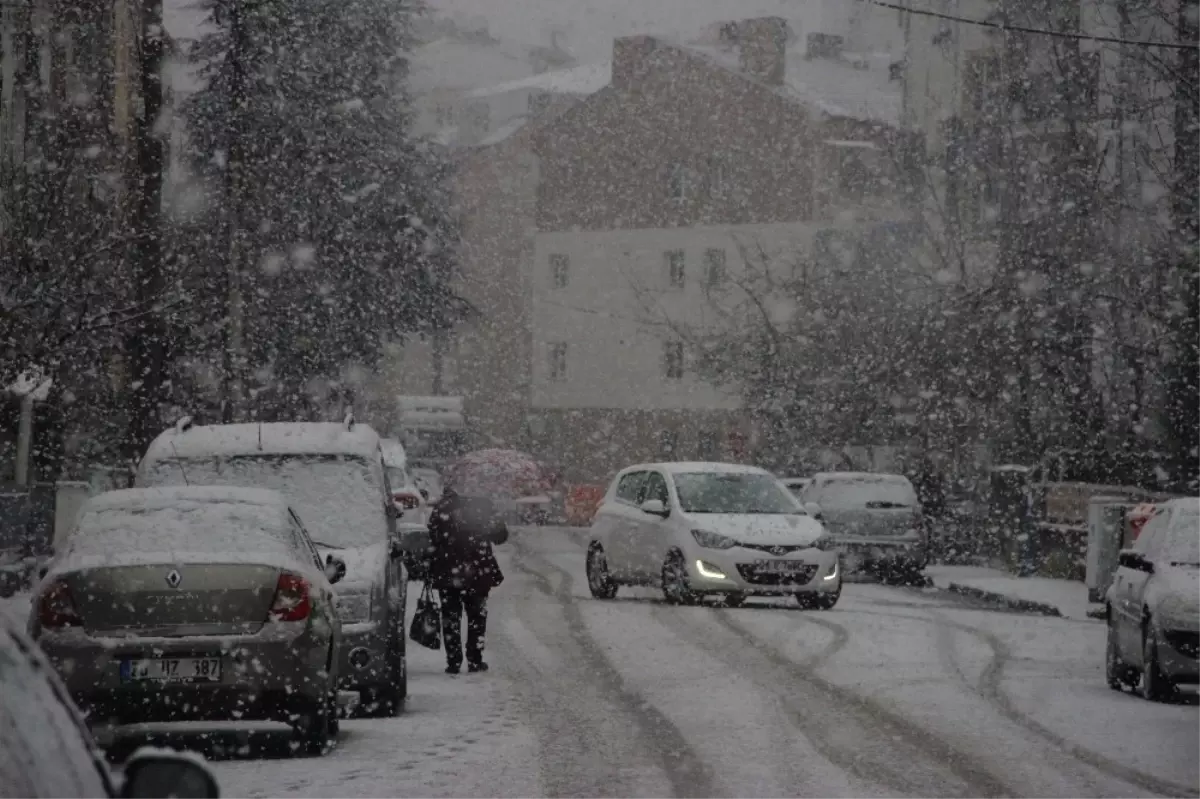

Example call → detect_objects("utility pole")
124 0 167 464
220 0 247 422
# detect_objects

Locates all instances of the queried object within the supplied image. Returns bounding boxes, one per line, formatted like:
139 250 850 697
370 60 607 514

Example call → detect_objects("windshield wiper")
1170 561 1200 567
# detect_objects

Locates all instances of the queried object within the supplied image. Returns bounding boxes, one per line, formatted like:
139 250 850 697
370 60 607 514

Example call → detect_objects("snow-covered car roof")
83 485 289 513
141 422 382 465
620 462 772 476
55 486 310 576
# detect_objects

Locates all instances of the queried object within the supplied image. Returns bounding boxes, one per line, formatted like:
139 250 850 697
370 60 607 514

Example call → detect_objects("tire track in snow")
709 607 1017 798
840 604 1195 797
509 536 716 799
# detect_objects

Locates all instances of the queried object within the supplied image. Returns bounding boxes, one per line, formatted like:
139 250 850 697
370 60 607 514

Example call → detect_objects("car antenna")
168 440 190 486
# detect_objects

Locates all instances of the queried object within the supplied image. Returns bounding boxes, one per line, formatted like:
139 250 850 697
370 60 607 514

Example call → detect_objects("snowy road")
18 525 1194 797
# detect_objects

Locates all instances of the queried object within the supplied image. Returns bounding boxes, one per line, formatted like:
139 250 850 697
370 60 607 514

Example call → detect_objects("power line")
870 0 1199 51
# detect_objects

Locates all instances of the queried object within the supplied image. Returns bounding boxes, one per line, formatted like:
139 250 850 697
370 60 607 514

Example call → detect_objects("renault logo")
165 569 182 588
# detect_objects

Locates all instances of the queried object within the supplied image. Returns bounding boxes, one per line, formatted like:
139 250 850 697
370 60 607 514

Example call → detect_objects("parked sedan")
1 612 221 798
586 462 840 608
1105 497 1199 701
28 486 345 755
799 472 927 583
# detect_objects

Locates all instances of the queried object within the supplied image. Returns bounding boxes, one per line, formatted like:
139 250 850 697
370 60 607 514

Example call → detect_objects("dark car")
0 613 220 798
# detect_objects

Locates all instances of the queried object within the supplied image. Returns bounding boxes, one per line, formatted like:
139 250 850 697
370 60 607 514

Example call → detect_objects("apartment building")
451 13 921 482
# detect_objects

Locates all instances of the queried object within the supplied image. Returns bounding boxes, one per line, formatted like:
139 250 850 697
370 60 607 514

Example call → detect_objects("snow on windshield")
809 477 918 510
142 455 384 549
1167 512 1200 564
69 498 291 557
673 472 799 515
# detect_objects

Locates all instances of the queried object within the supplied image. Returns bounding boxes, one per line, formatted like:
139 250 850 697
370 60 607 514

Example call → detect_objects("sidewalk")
926 565 1104 619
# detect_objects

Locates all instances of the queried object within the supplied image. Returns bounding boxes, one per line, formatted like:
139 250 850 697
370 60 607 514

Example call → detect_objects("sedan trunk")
64 562 281 635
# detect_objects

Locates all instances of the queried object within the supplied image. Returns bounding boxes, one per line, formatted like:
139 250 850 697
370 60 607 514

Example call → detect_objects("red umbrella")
445 449 545 499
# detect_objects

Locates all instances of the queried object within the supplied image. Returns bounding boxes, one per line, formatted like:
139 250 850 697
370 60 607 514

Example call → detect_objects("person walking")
427 487 508 674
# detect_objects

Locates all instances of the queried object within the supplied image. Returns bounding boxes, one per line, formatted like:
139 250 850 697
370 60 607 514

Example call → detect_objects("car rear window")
69 499 291 558
810 476 918 510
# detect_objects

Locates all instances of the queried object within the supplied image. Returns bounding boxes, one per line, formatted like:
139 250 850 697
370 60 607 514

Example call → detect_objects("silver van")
135 418 409 716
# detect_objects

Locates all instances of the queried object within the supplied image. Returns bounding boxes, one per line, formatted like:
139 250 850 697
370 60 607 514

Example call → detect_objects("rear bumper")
39 624 332 724
835 537 927 570
337 621 396 691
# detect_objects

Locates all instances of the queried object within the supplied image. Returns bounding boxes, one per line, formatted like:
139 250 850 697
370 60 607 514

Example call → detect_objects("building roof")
408 35 540 93
682 42 901 126
465 61 612 99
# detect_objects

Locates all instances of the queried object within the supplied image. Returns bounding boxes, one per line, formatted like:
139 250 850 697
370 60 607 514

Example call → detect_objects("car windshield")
809 477 918 510
1167 512 1200 564
143 455 384 548
70 499 291 557
673 472 800 514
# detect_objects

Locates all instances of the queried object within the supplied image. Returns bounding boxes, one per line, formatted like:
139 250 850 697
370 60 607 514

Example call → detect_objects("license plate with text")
121 657 222 682
755 560 808 573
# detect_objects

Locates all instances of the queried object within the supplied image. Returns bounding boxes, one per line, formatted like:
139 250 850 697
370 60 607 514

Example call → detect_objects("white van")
135 418 410 716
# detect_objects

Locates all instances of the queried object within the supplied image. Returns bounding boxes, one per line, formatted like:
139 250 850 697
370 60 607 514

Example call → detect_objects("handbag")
408 583 442 650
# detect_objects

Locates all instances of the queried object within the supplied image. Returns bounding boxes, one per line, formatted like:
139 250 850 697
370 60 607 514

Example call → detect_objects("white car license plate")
755 560 808 574
121 657 221 682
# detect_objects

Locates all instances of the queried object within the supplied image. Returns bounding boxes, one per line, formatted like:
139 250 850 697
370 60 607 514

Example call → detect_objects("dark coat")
427 492 508 593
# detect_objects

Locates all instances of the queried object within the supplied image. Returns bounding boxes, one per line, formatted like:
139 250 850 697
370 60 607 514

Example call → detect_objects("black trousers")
439 588 488 667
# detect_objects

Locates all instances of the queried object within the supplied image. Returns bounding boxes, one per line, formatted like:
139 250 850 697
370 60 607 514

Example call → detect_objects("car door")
630 470 672 577
606 471 647 577
1115 510 1165 658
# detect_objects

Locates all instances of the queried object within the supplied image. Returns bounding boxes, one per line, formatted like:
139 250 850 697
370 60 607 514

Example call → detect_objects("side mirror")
385 501 400 519
804 502 823 520
324 554 347 584
120 749 220 798
640 498 669 517
1118 550 1153 574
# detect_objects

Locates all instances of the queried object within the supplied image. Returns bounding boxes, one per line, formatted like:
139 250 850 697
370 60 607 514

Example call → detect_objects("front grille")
1163 630 1199 659
735 563 818 586
740 543 808 556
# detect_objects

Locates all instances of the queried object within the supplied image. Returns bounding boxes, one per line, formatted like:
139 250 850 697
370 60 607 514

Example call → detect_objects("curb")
943 582 1063 617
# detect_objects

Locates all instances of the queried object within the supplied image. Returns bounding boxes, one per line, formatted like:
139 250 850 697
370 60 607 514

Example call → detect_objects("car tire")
661 550 700 606
586 543 619 599
721 592 746 608
1140 622 1173 702
1105 617 1135 691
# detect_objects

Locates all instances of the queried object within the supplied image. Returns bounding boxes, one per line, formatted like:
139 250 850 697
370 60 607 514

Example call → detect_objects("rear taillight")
393 491 421 510
268 572 311 622
37 580 82 629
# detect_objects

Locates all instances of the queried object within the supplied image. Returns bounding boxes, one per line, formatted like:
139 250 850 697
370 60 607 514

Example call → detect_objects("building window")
549 253 569 288
548 342 568 382
664 341 684 379
668 164 695 202
704 248 726 287
665 250 685 289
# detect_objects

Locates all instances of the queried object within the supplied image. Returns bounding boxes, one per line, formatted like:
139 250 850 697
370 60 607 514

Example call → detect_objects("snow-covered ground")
4 528 1196 797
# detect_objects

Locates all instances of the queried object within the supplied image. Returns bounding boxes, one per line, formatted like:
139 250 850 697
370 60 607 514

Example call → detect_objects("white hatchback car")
586 462 841 608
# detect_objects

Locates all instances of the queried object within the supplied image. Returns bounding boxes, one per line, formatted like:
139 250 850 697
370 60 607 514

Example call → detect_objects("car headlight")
336 591 373 623
691 529 738 549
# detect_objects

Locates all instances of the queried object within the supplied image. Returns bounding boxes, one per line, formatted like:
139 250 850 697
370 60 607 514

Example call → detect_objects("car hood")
317 541 388 593
685 513 825 545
